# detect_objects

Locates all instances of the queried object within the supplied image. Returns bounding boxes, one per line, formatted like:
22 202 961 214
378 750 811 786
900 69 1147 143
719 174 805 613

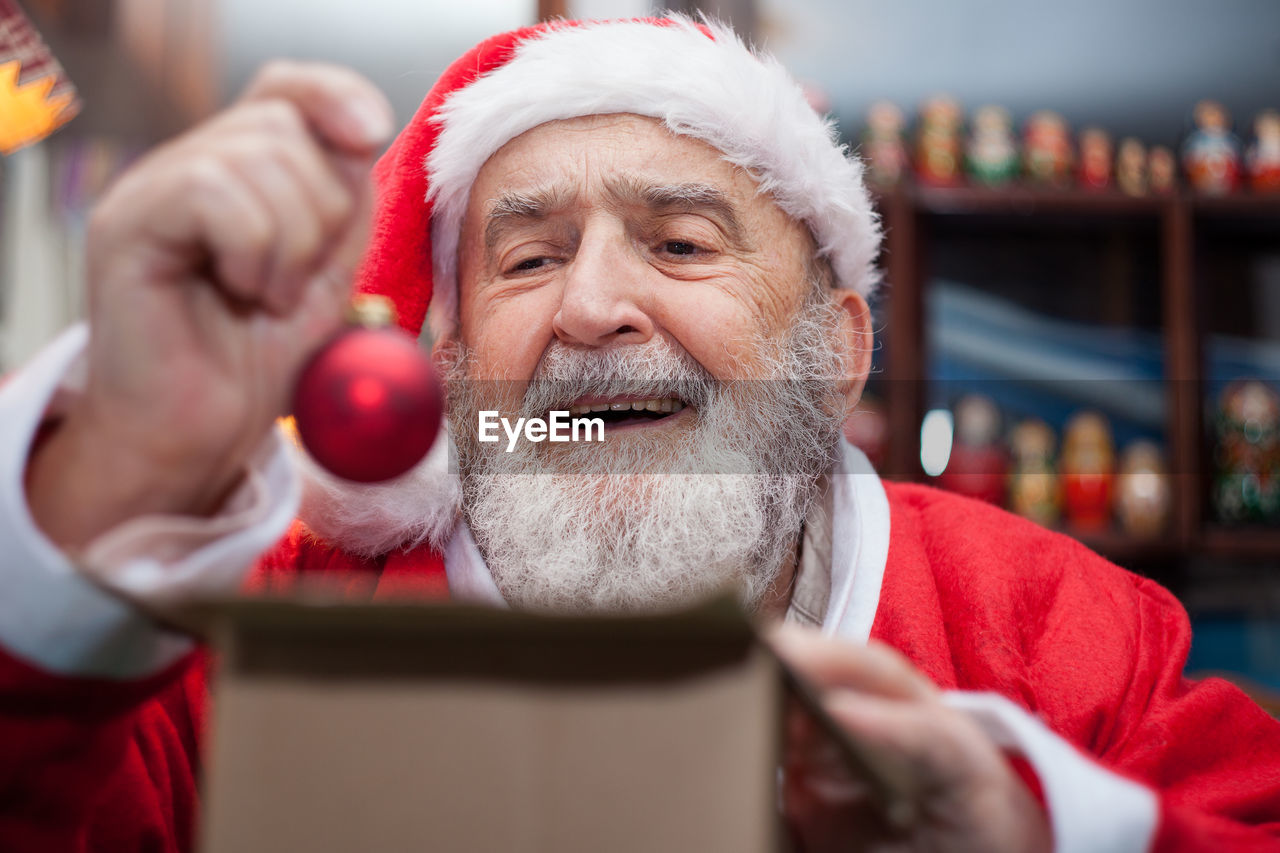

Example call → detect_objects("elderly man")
0 16 1278 853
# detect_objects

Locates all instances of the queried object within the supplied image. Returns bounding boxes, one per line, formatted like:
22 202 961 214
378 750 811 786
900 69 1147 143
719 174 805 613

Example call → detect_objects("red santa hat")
353 14 881 342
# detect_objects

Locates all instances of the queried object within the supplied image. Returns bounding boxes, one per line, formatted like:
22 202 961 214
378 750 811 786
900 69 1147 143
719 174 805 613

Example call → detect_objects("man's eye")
662 241 701 256
511 257 549 272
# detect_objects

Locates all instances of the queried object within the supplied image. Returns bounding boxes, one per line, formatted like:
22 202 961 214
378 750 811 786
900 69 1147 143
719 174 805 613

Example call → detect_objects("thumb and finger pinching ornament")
291 295 443 483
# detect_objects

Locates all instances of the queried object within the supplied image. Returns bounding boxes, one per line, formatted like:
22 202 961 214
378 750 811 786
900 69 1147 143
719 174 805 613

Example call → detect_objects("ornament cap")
347 294 398 328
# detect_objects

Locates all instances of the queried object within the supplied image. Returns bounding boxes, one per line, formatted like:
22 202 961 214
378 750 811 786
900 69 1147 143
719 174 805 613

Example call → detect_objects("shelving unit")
873 183 1280 574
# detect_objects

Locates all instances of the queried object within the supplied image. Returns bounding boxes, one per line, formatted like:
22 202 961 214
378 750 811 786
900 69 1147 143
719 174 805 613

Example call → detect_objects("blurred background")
2 0 1278 701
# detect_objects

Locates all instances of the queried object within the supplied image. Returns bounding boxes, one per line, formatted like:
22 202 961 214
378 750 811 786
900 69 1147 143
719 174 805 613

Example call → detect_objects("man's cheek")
466 380 527 422
470 311 559 381
651 286 777 377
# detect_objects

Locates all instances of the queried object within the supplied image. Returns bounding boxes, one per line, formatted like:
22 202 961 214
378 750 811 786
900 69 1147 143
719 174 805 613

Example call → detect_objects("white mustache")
521 337 717 418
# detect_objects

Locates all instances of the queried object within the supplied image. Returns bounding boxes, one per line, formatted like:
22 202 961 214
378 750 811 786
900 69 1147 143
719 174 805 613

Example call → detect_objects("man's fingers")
260 143 365 313
769 624 938 702
779 646 1049 853
319 164 374 295
104 60 387 316
141 158 275 305
781 698 905 853
239 60 394 154
274 133 358 229
279 169 374 356
150 110 369 316
221 148 325 314
822 690 1005 793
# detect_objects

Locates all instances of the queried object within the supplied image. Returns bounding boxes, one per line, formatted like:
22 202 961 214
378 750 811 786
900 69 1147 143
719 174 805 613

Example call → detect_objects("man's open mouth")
563 396 689 430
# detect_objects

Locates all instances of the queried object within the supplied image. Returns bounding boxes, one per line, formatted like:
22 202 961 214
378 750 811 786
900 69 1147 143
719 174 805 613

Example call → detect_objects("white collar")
824 440 891 642
442 439 891 641
443 522 506 607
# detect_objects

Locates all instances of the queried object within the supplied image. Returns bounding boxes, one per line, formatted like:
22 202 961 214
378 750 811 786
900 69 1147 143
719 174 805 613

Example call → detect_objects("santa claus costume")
1 16 1279 853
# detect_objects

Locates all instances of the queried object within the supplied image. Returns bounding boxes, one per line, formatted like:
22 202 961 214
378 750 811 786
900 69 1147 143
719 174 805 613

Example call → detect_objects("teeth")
561 398 686 416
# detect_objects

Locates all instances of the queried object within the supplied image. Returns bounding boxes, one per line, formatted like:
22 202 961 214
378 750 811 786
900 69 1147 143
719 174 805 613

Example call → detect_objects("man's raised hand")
26 62 393 549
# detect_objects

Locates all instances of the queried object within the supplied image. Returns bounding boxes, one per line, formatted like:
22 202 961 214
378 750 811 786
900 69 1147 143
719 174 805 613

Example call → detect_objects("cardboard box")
186 596 912 852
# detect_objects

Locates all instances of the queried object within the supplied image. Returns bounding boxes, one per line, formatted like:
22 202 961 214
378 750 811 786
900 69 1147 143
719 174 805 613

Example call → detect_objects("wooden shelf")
873 178 1280 569
908 184 1171 218
1199 527 1280 561
889 184 1280 220
1190 193 1280 219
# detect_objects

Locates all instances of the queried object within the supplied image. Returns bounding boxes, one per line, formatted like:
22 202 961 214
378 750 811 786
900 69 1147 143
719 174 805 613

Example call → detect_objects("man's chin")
465 453 804 615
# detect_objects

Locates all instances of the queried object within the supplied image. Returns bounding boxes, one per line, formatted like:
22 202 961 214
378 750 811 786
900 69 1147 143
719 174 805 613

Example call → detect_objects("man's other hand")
770 625 1052 853
26 61 393 549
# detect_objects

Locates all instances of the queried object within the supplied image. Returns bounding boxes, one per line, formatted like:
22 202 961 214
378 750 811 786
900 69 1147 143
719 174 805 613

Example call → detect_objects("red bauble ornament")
292 298 443 483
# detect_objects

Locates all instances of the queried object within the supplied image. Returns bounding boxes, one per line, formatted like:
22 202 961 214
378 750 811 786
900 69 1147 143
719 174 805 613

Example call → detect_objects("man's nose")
551 226 655 348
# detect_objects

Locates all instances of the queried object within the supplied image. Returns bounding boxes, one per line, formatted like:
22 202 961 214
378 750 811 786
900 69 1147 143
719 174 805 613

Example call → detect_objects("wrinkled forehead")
465 114 763 219
461 113 824 274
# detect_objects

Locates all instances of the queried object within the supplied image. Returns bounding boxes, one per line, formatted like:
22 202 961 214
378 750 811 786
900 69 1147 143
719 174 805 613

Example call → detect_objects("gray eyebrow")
481 176 750 254
612 178 747 247
483 185 576 253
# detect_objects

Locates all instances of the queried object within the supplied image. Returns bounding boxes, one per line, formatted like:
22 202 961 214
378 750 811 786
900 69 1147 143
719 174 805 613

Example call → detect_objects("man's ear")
831 288 874 413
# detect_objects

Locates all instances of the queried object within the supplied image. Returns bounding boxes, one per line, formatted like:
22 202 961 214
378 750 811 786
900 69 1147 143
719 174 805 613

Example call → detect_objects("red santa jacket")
1 482 1278 851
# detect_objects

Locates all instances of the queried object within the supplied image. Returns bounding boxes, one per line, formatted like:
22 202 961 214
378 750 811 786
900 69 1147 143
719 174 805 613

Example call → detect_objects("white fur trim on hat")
425 15 881 340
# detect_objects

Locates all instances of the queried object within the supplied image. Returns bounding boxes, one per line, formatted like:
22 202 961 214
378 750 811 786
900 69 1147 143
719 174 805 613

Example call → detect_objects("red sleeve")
0 523 394 853
880 484 1280 851
1009 526 1280 850
0 645 207 853
1093 576 1280 851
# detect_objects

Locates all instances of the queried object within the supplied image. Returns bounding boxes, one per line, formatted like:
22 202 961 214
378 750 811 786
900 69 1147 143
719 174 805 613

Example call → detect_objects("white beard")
447 294 849 614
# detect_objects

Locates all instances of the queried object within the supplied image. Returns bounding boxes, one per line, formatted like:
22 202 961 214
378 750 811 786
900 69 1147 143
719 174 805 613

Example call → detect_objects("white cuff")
943 690 1157 853
0 324 301 679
